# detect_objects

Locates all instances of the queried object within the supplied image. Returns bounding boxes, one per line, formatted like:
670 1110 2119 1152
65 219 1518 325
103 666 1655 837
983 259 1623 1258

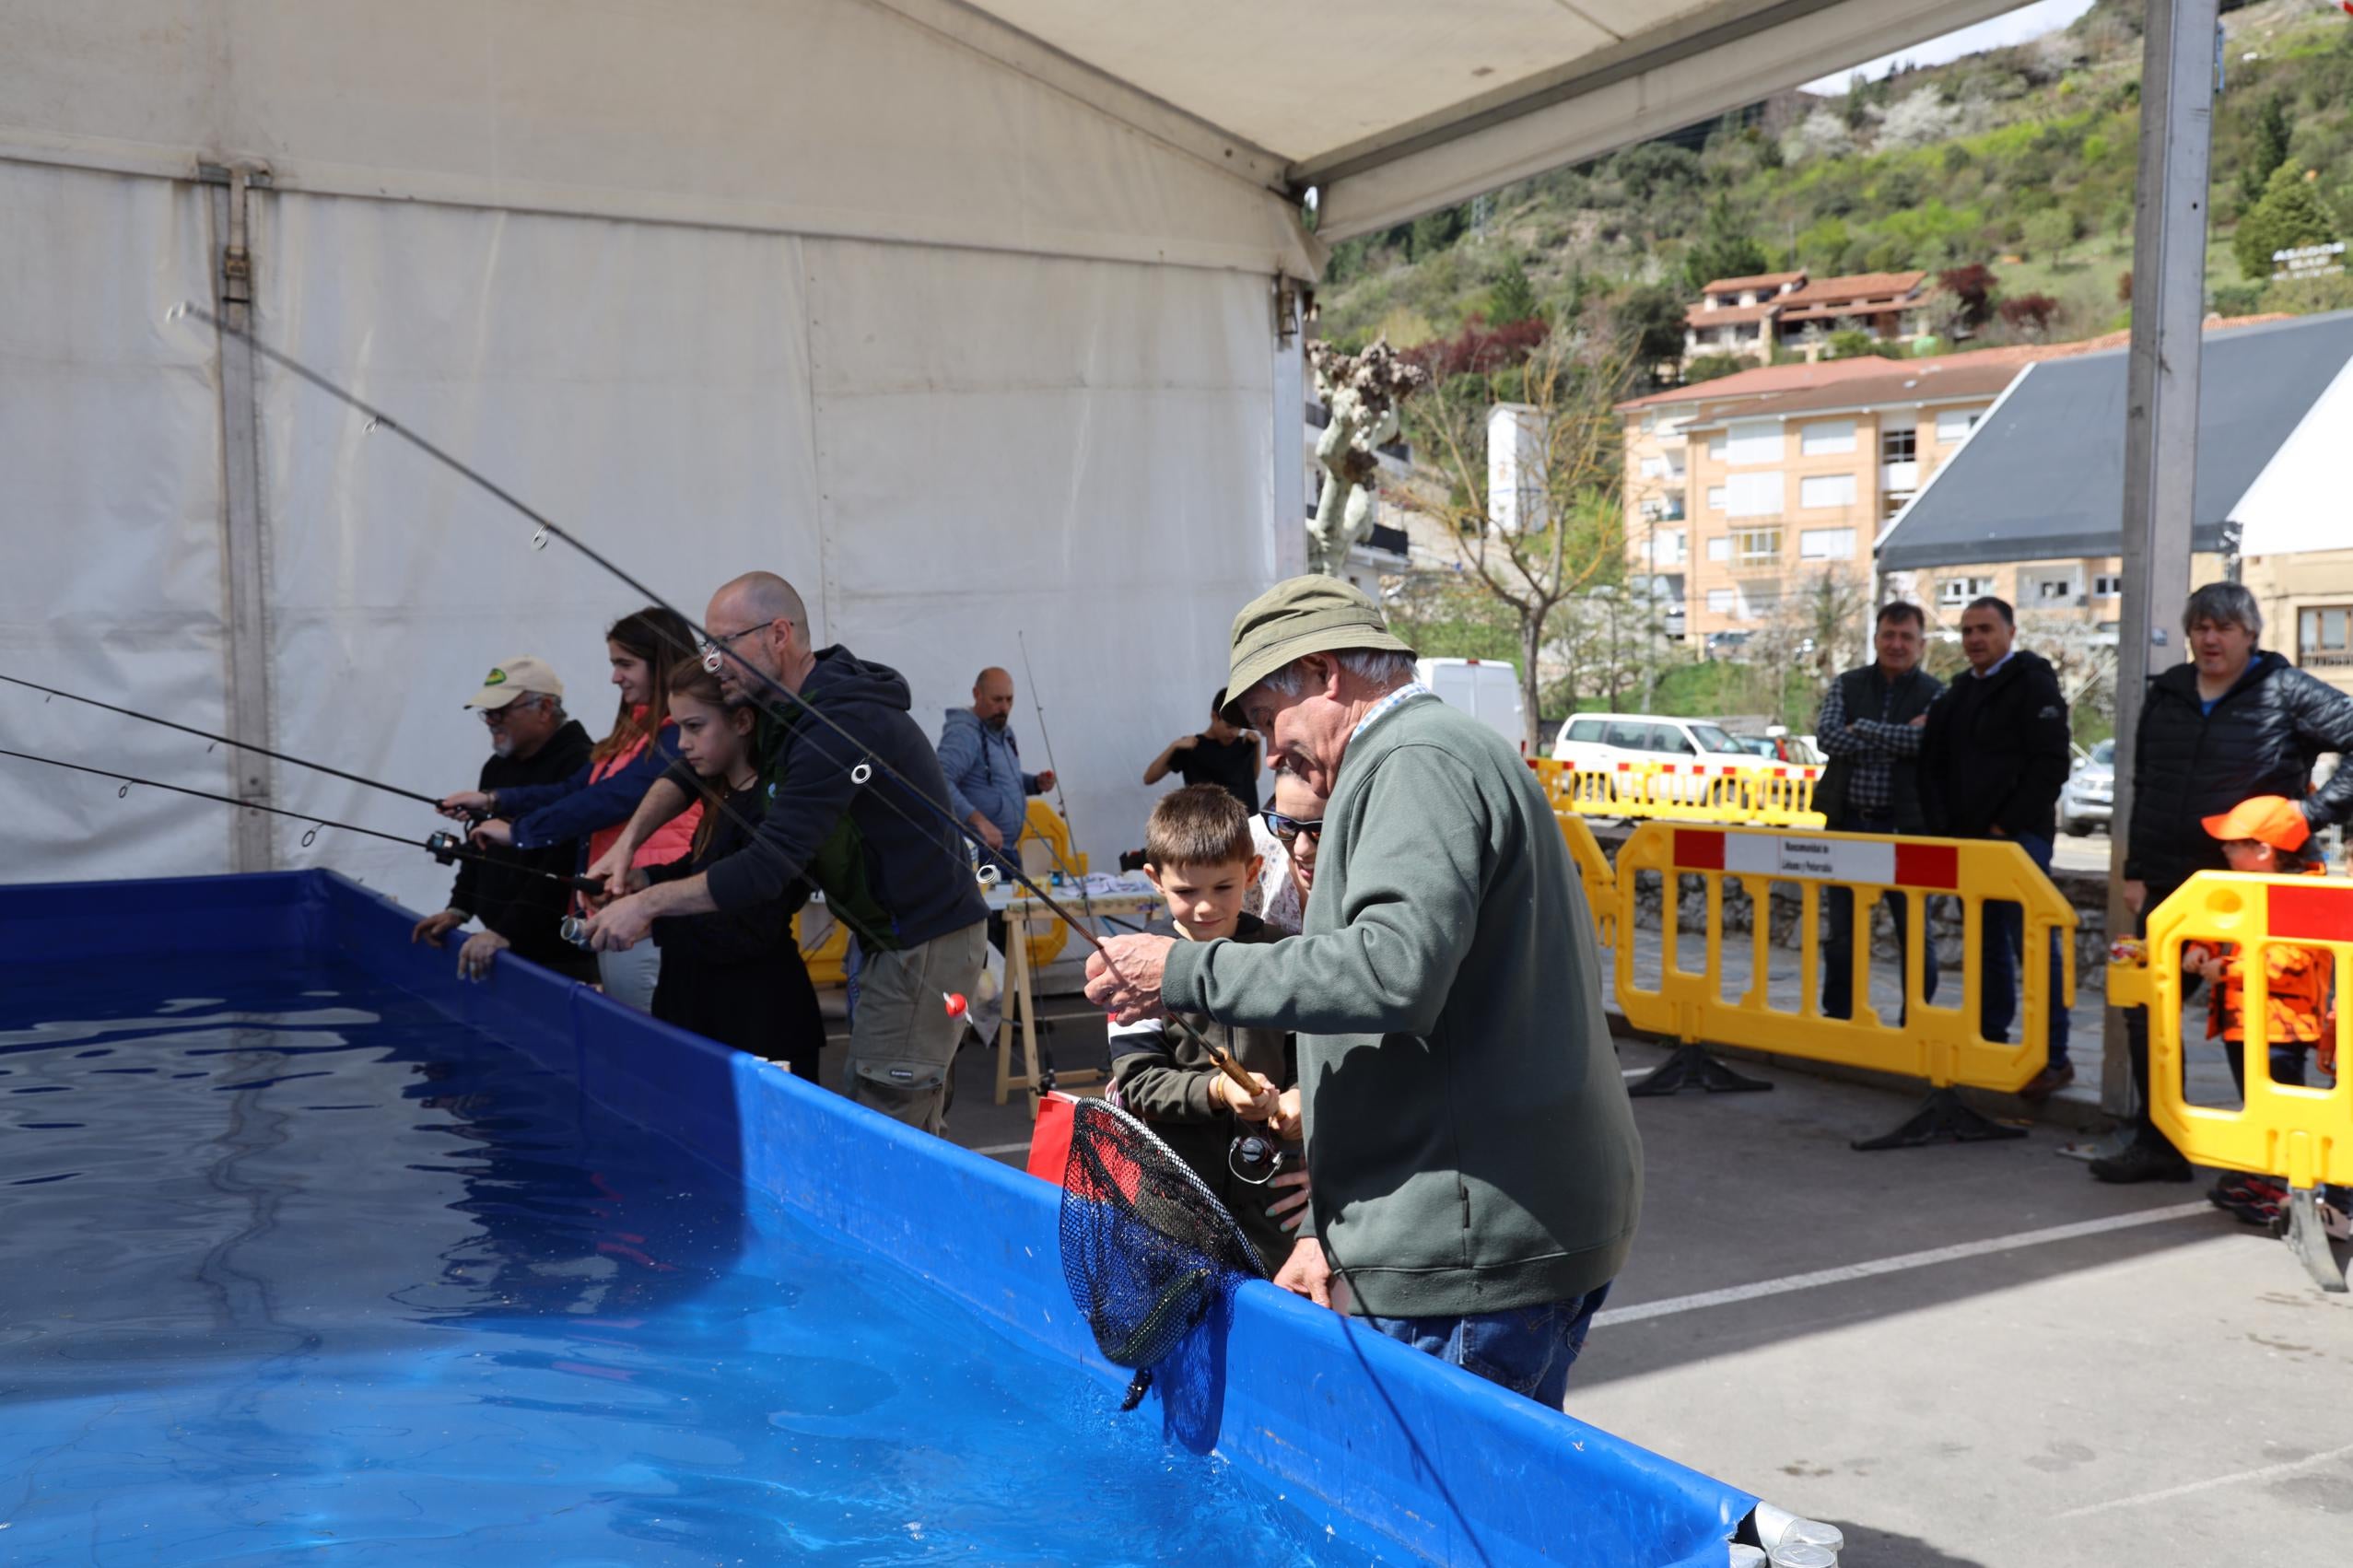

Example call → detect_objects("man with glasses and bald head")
583 572 988 1132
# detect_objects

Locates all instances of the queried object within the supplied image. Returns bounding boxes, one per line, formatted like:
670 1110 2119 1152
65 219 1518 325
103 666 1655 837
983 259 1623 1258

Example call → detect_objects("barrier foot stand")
1627 1043 1774 1098
1851 1087 2028 1152
2283 1188 2350 1294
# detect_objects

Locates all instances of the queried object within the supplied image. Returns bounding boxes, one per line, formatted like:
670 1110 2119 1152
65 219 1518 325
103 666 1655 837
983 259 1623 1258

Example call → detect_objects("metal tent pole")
2103 0 2218 1118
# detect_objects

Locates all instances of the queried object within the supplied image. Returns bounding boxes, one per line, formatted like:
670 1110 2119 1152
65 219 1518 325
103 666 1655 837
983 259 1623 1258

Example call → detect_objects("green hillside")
1317 0 2353 357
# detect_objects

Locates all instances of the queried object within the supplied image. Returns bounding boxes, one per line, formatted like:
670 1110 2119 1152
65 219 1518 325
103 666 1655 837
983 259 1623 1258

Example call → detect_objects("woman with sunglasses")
1250 768 1328 935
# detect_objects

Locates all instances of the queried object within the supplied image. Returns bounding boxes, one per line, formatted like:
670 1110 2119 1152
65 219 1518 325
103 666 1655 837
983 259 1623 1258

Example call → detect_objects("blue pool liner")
0 870 1758 1567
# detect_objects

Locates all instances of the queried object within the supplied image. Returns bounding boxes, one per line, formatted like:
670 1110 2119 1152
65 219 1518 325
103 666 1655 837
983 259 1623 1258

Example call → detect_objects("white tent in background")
0 0 2043 907
2233 357 2353 558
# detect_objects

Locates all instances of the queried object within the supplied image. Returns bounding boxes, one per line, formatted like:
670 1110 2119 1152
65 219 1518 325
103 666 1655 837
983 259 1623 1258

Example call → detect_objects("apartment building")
1620 348 2052 640
1682 268 1933 369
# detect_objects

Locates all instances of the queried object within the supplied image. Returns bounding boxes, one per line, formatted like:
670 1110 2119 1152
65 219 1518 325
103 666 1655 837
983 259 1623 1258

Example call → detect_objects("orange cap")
2200 795 2311 852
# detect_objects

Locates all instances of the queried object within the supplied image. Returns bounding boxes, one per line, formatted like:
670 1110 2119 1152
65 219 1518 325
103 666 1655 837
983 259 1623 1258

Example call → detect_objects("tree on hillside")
1612 142 1704 204
1877 87 1962 150
1395 328 1640 750
2235 164 2338 282
1937 263 1998 336
1613 284 1691 378
2241 95 2293 205
1682 197 1771 292
1781 107 1855 165
1488 255 1541 326
1410 205 1467 261
1997 292 2060 336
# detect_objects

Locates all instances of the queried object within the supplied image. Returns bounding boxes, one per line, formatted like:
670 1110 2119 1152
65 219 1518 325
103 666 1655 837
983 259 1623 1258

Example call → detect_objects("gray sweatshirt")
1161 695 1640 1318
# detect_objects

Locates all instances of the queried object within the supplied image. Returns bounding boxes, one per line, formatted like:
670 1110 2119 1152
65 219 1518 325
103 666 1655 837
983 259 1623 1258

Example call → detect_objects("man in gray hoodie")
1084 578 1640 1406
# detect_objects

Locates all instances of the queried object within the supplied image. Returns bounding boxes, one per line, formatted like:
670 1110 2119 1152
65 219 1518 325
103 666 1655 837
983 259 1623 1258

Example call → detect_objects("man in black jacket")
584 572 989 1134
408 656 597 984
1921 598 2076 1098
2094 581 2353 1182
1812 602 1942 1021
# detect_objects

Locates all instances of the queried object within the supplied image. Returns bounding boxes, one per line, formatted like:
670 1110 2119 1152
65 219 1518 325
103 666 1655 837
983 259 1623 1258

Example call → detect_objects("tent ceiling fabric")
954 0 2030 240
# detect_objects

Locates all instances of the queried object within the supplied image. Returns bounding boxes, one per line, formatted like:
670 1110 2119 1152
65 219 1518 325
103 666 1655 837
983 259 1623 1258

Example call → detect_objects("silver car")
2060 738 2116 836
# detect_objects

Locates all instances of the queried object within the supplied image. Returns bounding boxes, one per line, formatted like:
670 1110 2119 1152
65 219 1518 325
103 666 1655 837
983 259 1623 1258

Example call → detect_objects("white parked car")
1551 712 1762 772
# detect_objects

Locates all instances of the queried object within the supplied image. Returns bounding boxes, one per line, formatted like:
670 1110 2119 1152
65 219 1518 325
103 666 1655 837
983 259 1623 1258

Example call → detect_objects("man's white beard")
490 734 516 758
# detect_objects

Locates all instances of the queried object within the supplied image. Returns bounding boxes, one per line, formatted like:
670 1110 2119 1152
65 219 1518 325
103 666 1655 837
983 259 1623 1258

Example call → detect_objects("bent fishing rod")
0 747 604 894
0 672 480 820
1016 627 1106 1088
178 302 1265 1097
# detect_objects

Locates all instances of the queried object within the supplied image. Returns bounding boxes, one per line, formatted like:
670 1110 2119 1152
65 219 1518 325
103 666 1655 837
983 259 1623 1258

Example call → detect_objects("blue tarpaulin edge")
0 870 1756 1566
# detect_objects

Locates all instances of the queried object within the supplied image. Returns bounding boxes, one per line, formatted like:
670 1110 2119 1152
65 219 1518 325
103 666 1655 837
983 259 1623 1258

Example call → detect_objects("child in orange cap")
2183 795 2335 1226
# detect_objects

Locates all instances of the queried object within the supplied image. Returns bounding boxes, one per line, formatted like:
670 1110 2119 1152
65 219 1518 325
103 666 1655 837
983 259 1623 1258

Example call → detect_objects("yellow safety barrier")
1612 821 2075 1147
2108 872 2353 1287
1555 811 1616 948
1533 755 1827 828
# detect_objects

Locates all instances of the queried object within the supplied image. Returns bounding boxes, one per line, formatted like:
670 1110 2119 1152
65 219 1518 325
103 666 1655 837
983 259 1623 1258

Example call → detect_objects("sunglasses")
1260 808 1323 846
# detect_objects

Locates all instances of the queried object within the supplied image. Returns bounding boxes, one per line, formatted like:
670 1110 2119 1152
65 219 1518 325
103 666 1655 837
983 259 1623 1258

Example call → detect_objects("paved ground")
2052 831 2112 873
815 987 2353 1567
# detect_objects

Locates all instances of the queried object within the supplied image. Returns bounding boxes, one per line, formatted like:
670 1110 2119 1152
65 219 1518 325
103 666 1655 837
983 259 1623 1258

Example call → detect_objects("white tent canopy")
2233 357 2353 557
1 0 2007 908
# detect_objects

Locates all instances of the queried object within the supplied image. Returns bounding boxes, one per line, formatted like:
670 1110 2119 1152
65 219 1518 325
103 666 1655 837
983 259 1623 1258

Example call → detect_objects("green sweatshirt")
1161 695 1641 1318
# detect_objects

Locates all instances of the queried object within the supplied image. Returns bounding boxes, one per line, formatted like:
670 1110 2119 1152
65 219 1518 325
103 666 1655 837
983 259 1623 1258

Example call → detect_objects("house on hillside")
1876 310 2353 695
1682 268 1933 369
1617 345 2078 641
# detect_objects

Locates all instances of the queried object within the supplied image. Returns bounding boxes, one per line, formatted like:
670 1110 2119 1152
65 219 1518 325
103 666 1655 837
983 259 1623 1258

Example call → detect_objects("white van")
1551 712 1761 772
1417 658 1525 750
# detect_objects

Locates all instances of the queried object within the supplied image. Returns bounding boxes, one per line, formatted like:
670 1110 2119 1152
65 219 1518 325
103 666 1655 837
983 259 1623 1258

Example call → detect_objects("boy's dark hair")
1210 686 1229 720
1145 783 1255 871
1876 601 1925 630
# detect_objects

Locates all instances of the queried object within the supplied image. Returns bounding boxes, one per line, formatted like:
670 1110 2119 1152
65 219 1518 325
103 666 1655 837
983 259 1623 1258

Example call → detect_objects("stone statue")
1306 338 1429 576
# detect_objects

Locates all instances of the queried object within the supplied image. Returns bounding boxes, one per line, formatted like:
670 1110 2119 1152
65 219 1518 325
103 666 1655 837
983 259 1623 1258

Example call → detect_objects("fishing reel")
558 915 593 950
1226 1132 1289 1187
425 831 464 865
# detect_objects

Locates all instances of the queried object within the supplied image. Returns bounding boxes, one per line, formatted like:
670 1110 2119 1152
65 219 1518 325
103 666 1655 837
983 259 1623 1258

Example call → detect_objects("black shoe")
2090 1141 2195 1184
2018 1063 2076 1102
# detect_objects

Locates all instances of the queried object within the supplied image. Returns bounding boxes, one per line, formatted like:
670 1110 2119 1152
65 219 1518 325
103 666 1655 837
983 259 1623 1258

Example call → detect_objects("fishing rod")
1015 628 1105 1094
1 672 477 820
0 746 604 894
175 301 1268 1101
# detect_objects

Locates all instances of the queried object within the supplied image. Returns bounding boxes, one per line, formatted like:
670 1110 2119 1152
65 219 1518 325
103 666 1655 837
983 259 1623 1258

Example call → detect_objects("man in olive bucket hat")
1084 578 1640 1406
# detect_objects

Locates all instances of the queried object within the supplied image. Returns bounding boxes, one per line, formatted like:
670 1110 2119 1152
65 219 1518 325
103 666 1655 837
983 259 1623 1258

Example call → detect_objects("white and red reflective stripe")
1671 827 1960 889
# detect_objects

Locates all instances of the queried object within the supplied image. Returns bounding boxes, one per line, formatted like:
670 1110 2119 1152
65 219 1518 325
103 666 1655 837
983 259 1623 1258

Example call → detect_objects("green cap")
1220 576 1414 726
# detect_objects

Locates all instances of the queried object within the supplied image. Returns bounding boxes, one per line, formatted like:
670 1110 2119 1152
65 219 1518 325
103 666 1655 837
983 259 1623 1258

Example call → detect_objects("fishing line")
174 302 1264 1095
0 672 462 814
0 747 603 893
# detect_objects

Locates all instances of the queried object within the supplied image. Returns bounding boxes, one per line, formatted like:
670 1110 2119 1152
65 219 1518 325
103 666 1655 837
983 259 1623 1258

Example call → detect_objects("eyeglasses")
1260 809 1323 846
697 620 777 660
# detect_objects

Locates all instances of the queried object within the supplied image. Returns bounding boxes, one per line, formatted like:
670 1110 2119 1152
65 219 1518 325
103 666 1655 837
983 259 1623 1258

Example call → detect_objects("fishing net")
1059 1099 1268 1393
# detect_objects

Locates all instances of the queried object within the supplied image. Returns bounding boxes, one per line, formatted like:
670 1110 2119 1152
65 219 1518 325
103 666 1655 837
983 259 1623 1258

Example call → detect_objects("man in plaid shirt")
1812 603 1944 1020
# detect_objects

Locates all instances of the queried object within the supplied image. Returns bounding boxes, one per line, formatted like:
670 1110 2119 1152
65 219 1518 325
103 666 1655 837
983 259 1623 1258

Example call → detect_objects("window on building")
2033 577 2079 603
1799 528 1856 560
1883 492 1914 521
1731 527 1782 566
1937 575 1997 606
2093 574 2122 596
1726 472 1783 518
1706 536 1731 562
1934 408 1981 442
1798 474 1857 509
1799 419 1857 456
1881 425 1918 462
2301 606 2353 667
1726 420 1782 465
1706 588 1738 614
1707 486 1727 511
1654 528 1687 565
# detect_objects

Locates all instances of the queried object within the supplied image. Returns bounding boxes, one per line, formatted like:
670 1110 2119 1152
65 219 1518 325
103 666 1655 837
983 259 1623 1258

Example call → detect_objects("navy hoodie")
692 646 988 952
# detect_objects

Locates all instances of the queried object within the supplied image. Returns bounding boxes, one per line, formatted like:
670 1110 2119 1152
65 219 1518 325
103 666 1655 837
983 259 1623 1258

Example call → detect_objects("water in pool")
0 954 1360 1565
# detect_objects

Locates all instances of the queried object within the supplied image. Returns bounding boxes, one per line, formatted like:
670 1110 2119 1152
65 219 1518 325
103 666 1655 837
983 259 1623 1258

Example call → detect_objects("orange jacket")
2204 869 2335 1046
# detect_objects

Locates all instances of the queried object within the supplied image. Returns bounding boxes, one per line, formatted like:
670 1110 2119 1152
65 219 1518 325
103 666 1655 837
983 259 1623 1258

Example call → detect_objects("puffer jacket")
2125 651 2353 888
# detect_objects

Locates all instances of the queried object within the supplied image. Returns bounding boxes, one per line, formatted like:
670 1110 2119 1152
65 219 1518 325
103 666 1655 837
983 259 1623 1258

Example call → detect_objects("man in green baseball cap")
1084 575 1641 1407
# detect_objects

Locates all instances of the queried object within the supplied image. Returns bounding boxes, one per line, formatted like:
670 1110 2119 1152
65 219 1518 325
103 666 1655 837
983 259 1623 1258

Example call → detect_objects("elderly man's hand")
456 929 509 981
1083 933 1176 1023
1273 1236 1333 1309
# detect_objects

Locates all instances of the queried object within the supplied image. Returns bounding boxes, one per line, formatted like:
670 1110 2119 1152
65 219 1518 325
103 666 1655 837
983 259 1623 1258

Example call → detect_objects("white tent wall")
243 192 1274 915
0 162 237 883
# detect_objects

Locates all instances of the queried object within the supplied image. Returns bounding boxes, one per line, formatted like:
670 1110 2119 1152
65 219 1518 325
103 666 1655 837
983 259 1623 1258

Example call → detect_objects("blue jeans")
1365 1284 1610 1406
1982 831 2070 1070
